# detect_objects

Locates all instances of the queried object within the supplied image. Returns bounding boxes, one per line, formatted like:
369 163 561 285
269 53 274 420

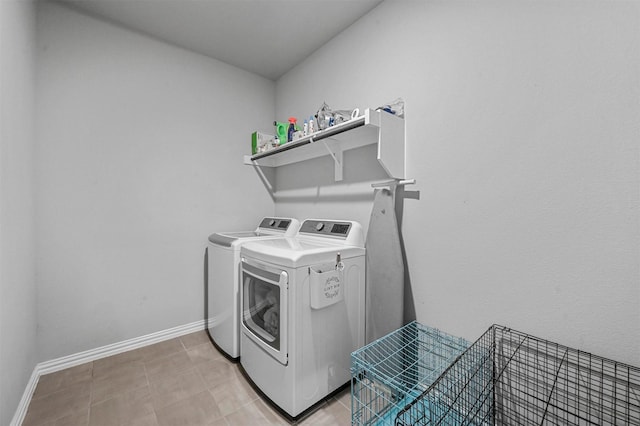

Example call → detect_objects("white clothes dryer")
207 217 300 359
239 219 366 418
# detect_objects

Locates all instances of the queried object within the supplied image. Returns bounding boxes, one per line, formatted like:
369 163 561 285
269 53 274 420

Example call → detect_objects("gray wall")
35 2 275 361
275 1 640 365
2 1 639 421
0 1 38 424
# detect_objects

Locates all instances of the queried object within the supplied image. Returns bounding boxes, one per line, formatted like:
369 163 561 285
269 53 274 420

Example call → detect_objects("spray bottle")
287 117 297 142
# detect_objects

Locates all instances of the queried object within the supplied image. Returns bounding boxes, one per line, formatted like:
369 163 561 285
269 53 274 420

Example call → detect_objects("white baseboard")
37 319 206 375
11 319 207 426
10 368 39 426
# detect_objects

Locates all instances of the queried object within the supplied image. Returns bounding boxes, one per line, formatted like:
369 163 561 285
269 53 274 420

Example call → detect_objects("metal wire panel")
493 327 640 425
395 325 640 425
351 321 469 425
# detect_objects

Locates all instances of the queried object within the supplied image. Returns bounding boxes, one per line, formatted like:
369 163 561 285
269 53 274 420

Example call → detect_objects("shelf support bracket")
320 139 343 181
247 159 273 192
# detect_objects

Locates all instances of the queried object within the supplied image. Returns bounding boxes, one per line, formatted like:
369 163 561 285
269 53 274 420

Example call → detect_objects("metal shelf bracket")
318 138 343 181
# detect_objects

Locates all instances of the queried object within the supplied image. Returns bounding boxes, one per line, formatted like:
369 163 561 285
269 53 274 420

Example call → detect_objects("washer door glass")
241 259 288 365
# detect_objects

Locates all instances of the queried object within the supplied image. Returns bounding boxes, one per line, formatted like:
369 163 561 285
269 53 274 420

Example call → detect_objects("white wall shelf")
244 108 405 181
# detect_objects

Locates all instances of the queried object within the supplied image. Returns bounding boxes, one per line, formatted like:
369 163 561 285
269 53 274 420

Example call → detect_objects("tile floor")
23 330 351 425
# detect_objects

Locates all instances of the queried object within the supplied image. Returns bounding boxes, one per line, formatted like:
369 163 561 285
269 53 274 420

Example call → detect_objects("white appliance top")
241 219 365 267
208 217 300 247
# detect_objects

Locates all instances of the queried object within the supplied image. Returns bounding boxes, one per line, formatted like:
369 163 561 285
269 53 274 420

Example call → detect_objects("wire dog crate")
351 321 469 425
396 325 640 425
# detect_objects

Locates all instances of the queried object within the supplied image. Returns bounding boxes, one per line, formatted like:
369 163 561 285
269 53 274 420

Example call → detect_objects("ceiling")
56 0 384 80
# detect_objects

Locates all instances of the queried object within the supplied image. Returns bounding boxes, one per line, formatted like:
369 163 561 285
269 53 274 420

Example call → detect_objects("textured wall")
275 0 640 365
35 2 276 361
0 1 38 424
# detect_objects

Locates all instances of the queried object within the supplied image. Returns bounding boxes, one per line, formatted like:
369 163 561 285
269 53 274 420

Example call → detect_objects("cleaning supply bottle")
274 121 287 145
308 116 315 134
287 117 297 142
303 119 308 136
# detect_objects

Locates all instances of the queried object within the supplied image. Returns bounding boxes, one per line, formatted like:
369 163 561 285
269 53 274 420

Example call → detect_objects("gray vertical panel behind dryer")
365 187 404 344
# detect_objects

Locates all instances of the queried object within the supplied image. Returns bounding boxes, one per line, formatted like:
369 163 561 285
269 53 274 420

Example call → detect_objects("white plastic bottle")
308 116 315 134
303 119 308 136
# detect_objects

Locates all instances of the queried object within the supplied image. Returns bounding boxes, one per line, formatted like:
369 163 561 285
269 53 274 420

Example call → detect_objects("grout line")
87 363 95 424
335 393 351 411
85 404 92 426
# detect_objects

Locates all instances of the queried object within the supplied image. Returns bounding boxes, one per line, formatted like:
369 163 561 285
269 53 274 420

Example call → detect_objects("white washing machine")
239 219 366 418
207 217 300 359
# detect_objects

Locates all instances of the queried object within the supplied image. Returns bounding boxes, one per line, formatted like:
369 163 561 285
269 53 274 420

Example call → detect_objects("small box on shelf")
251 131 277 155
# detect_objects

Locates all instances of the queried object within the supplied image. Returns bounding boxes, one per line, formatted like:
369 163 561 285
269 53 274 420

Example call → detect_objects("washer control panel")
258 217 292 230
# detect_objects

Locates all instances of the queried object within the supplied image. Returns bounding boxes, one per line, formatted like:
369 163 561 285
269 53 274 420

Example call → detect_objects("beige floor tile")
223 400 273 425
23 382 92 426
231 367 258 398
334 386 351 410
206 417 229 426
93 359 146 382
33 362 94 399
53 409 90 426
91 362 148 404
93 350 146 378
22 408 90 426
149 367 208 411
196 358 239 390
89 386 154 426
22 419 56 426
24 337 357 426
180 330 211 348
297 405 342 426
145 350 194 383
186 342 223 365
210 376 259 417
155 390 222 426
291 401 324 424
122 412 159 426
138 338 185 361
253 399 290 425
323 396 351 425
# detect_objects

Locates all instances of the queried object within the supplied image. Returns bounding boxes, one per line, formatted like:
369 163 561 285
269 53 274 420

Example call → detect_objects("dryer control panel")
300 220 350 236
298 219 365 247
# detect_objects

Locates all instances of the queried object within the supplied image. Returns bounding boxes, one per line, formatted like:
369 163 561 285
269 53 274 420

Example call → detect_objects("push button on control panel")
316 222 325 231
